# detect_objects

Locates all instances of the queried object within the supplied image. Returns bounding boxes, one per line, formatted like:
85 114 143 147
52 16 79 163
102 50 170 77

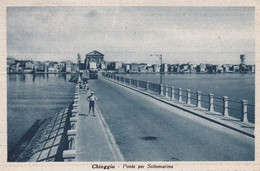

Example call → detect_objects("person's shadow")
78 113 88 116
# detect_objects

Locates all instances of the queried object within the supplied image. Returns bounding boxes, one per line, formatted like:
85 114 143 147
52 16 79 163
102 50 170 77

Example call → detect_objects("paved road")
88 78 254 161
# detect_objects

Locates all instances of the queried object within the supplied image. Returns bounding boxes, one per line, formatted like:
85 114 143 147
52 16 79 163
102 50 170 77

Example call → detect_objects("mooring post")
178 88 182 102
223 96 229 116
241 100 248 122
196 91 202 108
186 89 191 104
208 94 214 112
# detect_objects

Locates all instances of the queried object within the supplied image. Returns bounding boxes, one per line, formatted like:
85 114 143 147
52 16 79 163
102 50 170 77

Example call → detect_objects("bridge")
63 73 254 161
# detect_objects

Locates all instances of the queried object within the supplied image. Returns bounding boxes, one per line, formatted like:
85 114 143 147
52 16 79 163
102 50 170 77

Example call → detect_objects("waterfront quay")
62 73 254 161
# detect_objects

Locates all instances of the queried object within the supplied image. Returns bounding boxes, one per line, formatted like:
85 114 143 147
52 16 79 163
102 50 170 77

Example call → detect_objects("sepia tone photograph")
1 1 259 170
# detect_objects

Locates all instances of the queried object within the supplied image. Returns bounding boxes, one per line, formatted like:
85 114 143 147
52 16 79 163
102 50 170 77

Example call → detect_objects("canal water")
7 74 75 152
116 73 255 123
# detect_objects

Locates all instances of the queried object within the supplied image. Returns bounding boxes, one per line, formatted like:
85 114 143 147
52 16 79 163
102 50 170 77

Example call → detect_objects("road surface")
87 78 254 161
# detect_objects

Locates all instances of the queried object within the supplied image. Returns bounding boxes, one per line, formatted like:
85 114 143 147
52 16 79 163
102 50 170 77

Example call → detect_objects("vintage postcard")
0 0 259 170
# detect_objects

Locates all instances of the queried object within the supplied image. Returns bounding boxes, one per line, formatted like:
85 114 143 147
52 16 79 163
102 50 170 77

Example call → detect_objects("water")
116 73 255 123
7 74 75 151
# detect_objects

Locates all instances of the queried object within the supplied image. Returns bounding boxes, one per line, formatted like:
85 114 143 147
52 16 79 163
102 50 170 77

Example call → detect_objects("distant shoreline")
7 72 77 74
7 71 255 75
113 72 255 75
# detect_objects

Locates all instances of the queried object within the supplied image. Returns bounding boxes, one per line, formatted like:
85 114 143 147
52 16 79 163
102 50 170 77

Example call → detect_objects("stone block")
57 129 64 135
52 124 60 131
38 148 51 161
53 135 62 146
67 129 77 136
60 122 65 128
62 117 67 123
63 150 76 161
29 151 41 161
49 145 59 158
70 117 77 122
44 138 55 148
49 130 58 139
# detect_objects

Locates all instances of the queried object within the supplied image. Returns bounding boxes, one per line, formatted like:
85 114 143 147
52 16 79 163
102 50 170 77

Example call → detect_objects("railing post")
223 96 229 116
136 79 139 87
160 84 164 96
186 89 191 104
123 77 125 84
178 88 182 102
129 78 131 85
208 94 214 112
146 81 149 91
72 103 78 111
171 86 175 100
63 150 76 162
165 85 169 98
196 91 201 108
241 100 248 122
70 117 78 130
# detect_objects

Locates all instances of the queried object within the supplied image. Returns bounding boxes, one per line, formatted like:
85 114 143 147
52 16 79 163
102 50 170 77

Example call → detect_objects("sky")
7 6 255 65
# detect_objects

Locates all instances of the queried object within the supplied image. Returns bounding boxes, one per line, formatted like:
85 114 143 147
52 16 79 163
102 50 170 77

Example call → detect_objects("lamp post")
150 54 162 84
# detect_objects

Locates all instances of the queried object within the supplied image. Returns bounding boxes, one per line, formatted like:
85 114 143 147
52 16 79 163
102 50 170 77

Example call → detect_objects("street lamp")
150 54 163 84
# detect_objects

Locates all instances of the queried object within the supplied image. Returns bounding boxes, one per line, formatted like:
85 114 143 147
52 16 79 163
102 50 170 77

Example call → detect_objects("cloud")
6 6 255 64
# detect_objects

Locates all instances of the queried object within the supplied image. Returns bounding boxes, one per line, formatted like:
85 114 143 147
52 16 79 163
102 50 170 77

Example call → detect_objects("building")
118 67 125 73
66 60 72 73
107 62 122 71
7 56 16 66
161 63 168 72
247 65 255 73
195 64 206 73
139 63 147 73
85 50 104 70
222 64 231 72
180 64 189 72
152 64 160 72
146 66 153 72
123 64 131 73
130 63 139 73
24 61 34 73
58 62 66 72
232 65 240 72
188 63 196 72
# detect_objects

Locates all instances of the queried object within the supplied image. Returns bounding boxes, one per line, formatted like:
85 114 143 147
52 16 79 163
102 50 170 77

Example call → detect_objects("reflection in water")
20 74 26 82
8 75 17 82
58 73 67 81
33 74 36 82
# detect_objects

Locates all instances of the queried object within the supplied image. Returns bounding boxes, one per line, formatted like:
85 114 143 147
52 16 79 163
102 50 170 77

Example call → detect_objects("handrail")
63 82 79 162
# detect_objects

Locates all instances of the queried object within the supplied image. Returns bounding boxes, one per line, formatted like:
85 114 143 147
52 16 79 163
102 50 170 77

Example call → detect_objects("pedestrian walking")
87 92 97 116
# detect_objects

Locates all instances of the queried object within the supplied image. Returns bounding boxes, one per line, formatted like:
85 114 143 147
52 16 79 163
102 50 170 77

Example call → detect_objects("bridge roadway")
87 77 254 161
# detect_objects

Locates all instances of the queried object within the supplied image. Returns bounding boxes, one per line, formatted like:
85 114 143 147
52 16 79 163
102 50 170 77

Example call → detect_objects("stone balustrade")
103 73 251 123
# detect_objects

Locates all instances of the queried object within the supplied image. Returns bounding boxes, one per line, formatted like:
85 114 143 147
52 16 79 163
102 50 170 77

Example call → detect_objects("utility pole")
150 54 163 84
